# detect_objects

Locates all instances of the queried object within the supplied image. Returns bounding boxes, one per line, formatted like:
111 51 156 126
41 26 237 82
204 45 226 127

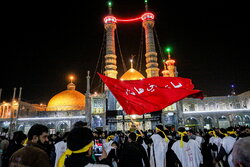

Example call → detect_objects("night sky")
0 1 249 104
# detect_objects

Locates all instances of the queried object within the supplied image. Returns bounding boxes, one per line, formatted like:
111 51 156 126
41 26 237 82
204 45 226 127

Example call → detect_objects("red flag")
98 73 203 115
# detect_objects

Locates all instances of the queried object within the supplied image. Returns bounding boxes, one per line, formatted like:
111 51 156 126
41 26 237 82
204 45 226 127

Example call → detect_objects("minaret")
9 87 16 138
104 1 118 79
86 71 90 96
162 60 170 77
165 48 176 77
11 87 16 117
142 0 159 78
85 71 92 128
15 87 22 131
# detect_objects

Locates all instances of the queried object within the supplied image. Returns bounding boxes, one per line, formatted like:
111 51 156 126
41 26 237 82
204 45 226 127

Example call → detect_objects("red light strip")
116 16 142 22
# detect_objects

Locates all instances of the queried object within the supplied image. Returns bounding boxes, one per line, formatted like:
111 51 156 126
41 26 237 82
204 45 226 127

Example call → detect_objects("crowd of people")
0 121 249 167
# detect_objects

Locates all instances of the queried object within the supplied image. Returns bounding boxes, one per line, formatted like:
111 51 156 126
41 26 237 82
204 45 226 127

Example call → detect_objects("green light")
108 1 112 7
166 48 171 52
145 0 148 3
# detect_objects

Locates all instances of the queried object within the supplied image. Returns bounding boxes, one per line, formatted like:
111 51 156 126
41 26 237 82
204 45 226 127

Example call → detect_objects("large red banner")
98 73 203 115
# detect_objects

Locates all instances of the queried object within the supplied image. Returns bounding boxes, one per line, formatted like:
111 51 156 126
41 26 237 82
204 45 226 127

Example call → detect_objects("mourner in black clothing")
119 132 150 167
1 131 26 167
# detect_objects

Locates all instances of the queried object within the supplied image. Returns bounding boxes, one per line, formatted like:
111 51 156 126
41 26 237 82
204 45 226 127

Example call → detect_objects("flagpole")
129 115 135 124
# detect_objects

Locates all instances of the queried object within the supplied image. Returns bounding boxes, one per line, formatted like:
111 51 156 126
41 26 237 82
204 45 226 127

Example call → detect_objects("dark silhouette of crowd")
0 121 249 167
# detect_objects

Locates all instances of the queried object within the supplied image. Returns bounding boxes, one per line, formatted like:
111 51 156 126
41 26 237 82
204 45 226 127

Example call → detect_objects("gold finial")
67 75 76 90
69 75 74 83
130 59 133 69
130 55 135 69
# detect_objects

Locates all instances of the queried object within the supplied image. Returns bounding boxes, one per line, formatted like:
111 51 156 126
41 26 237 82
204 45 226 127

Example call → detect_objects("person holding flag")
99 133 115 161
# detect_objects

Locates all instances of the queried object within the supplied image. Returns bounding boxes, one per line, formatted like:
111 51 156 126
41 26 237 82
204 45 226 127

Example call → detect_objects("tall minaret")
104 1 118 79
142 1 159 78
85 71 92 128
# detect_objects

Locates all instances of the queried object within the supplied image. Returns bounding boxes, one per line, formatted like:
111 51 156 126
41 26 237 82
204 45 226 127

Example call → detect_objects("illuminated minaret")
165 48 176 77
104 1 118 79
142 0 159 78
162 48 177 77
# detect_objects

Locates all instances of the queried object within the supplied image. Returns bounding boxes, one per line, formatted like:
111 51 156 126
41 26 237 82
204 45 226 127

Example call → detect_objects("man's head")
156 124 164 133
232 137 250 167
227 127 237 137
111 141 118 149
130 124 136 133
93 131 98 137
208 129 213 136
178 127 186 133
73 121 88 128
217 128 227 138
101 131 107 138
177 127 187 137
67 127 93 156
128 132 136 142
187 129 194 136
13 131 27 144
28 124 48 144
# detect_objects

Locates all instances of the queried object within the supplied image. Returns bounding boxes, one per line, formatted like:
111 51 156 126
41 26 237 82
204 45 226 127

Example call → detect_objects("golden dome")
120 68 145 81
47 83 85 111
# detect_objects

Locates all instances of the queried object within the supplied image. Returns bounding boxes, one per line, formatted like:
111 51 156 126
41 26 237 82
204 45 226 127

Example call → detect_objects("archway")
58 122 69 134
244 115 250 126
17 124 25 132
218 116 230 128
47 123 56 134
204 117 213 129
23 124 32 134
185 117 199 130
92 115 103 129
0 121 10 136
234 115 243 126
